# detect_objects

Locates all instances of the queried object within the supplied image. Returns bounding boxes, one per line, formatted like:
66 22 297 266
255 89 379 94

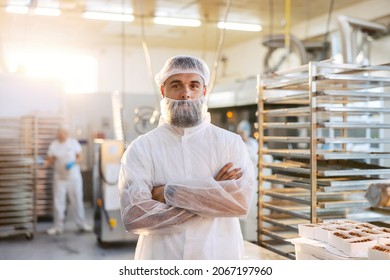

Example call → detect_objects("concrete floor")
0 204 136 260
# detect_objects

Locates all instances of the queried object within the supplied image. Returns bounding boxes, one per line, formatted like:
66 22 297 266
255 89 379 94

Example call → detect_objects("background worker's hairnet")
155 55 210 86
237 120 251 137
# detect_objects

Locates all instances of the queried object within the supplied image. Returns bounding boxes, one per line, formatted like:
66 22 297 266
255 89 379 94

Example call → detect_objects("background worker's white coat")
48 138 86 231
118 114 256 259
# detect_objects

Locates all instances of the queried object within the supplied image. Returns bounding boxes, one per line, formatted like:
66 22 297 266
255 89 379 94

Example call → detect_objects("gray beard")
167 98 204 128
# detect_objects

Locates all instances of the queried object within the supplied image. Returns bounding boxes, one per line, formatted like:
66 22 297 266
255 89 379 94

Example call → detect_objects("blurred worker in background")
45 125 91 235
118 55 256 260
236 120 258 174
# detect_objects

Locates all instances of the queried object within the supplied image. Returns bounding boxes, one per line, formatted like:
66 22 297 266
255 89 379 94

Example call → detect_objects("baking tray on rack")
0 149 33 155
261 214 308 229
0 216 34 225
319 73 390 81
0 166 33 173
0 191 33 199
263 136 390 144
0 157 34 164
263 106 390 117
264 121 390 129
0 210 34 218
0 187 33 194
262 200 380 220
262 174 390 192
0 197 33 206
263 159 390 177
264 149 390 160
262 188 368 207
261 227 299 241
263 89 390 105
320 122 390 129
314 80 390 92
0 204 34 212
0 174 33 180
262 72 390 92
317 89 390 100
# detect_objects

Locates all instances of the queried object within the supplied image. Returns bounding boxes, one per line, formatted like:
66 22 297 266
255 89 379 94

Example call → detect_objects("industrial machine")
92 139 138 245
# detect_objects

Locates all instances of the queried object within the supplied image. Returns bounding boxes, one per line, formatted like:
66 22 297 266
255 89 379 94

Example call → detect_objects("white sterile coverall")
118 113 256 260
48 138 86 231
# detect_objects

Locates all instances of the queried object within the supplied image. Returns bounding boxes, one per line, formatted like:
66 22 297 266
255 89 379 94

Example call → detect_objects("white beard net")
160 96 208 128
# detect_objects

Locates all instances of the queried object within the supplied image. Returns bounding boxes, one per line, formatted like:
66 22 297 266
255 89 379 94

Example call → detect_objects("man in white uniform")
46 126 91 235
118 55 256 259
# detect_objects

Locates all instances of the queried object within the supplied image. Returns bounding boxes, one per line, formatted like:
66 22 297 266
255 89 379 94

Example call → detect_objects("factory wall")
96 45 215 95
0 74 65 118
1 3 390 172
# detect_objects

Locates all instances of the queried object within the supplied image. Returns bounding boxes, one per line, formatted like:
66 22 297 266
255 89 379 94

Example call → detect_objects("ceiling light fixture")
33 8 61 16
217 21 262 32
5 6 29 14
153 17 201 27
82 11 134 22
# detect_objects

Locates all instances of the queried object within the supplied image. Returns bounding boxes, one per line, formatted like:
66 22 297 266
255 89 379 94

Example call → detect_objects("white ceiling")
1 0 384 52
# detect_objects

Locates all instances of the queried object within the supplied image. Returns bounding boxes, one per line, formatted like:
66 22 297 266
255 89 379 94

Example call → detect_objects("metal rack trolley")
0 118 35 239
257 61 390 259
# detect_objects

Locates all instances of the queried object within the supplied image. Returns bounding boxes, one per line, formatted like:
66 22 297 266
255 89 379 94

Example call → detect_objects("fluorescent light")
83 11 134 22
153 17 201 27
217 21 262 32
5 6 29 14
33 8 61 16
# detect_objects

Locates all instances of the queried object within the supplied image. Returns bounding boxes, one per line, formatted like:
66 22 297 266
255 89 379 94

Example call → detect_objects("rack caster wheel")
97 237 108 248
26 233 34 240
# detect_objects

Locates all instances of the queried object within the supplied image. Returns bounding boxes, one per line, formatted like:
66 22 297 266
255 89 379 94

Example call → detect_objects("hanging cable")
321 0 334 60
265 0 275 71
207 0 232 97
269 0 273 37
304 0 310 39
284 0 291 50
112 0 127 143
120 0 126 141
138 0 161 125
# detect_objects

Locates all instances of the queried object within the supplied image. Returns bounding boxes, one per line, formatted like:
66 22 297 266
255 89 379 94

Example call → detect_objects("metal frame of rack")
0 115 64 239
0 117 35 239
257 61 390 259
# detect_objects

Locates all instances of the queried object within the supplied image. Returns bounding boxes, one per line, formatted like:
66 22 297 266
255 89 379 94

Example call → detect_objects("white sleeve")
164 136 256 218
118 141 201 235
47 141 55 157
72 138 82 154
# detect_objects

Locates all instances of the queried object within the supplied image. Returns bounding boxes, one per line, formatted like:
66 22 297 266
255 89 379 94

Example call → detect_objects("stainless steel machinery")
92 139 138 245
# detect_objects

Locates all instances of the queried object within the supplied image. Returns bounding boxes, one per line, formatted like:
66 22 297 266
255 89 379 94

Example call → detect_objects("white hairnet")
58 124 69 132
155 55 210 86
237 120 251 137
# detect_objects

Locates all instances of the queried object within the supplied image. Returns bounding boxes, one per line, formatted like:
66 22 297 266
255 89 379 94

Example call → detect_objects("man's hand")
152 185 166 203
214 162 243 181
44 156 55 168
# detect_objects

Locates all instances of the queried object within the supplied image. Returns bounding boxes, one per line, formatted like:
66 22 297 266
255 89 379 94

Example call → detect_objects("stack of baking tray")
257 62 390 259
0 118 35 239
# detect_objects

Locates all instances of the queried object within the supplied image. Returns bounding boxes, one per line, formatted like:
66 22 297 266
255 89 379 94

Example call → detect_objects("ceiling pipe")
337 15 387 64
